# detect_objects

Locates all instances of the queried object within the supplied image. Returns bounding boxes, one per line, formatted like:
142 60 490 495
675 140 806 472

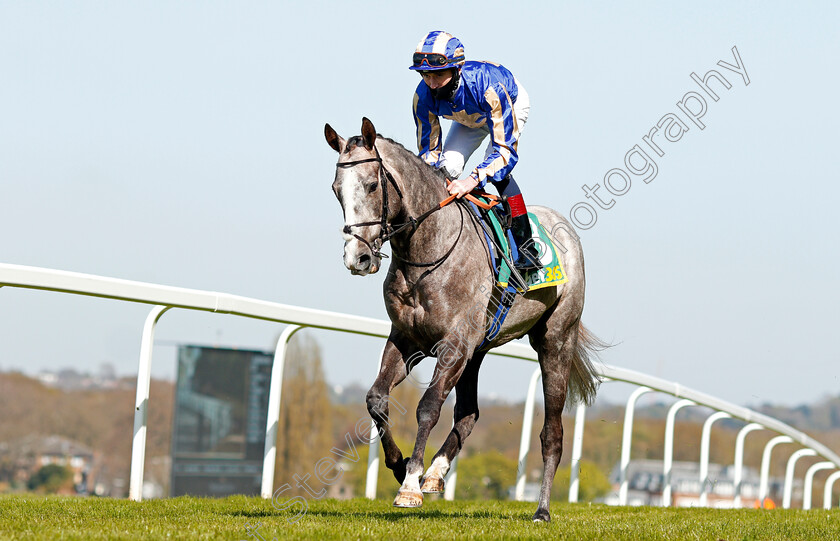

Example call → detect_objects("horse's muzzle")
344 241 381 276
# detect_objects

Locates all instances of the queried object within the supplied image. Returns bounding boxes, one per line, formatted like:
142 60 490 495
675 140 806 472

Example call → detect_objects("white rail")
699 411 731 506
1 262 839 508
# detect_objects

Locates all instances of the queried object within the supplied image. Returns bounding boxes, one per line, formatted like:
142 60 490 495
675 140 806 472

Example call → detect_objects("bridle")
336 145 468 267
337 145 404 260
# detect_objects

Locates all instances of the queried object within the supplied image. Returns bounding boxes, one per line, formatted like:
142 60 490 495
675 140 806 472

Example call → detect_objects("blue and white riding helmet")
409 31 466 71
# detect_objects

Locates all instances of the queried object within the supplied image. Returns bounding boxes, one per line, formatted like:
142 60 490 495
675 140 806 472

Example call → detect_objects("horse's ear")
325 123 345 153
361 117 376 151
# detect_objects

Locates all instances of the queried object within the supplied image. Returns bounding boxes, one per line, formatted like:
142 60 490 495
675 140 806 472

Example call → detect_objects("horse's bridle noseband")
336 145 462 265
336 145 403 259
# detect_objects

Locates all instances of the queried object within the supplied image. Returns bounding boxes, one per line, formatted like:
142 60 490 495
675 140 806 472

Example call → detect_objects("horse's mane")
345 134 448 184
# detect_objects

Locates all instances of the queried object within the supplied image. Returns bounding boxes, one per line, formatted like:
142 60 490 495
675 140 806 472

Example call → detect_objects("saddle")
467 195 568 293
461 194 567 350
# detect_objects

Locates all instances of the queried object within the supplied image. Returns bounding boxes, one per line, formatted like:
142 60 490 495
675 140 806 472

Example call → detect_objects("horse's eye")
366 181 378 194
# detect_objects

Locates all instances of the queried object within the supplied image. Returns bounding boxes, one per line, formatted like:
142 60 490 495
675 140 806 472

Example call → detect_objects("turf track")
2 495 838 540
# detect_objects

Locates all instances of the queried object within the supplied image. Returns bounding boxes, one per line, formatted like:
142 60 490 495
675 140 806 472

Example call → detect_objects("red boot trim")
508 193 527 218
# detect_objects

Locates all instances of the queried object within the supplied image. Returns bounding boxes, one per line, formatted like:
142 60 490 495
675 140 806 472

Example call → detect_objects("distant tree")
98 363 117 381
578 417 623 475
551 460 611 502
272 332 333 496
335 385 425 500
27 464 73 494
0 455 15 485
456 450 517 500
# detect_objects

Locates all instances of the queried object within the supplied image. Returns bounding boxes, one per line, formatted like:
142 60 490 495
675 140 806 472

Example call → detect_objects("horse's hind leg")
366 329 422 485
529 307 580 523
420 352 485 493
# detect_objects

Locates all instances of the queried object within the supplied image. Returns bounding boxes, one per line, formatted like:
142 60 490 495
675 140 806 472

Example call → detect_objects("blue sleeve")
471 80 519 185
412 86 442 165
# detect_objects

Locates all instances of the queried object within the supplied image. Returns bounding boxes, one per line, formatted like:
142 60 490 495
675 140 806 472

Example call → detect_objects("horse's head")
325 117 398 276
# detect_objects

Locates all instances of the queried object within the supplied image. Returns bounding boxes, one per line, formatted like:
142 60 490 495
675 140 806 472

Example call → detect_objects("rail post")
662 399 696 507
514 368 542 501
824 470 840 509
783 448 816 508
759 435 793 504
802 461 834 510
733 422 763 507
698 411 731 506
618 386 652 505
364 344 391 499
129 305 170 502
444 419 458 501
261 325 304 499
568 403 586 502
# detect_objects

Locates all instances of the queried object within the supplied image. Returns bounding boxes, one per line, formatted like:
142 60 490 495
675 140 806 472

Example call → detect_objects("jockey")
410 30 541 271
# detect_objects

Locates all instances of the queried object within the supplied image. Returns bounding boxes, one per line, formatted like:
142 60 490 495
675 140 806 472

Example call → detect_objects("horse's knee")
416 400 443 427
366 388 386 419
416 408 439 427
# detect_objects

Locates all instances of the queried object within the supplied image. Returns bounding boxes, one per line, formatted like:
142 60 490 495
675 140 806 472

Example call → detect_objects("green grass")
1 495 839 540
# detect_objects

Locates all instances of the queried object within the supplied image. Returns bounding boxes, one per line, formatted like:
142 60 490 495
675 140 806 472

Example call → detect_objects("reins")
337 145 500 269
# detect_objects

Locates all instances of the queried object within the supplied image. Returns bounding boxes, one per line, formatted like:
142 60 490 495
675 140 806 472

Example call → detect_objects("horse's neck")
392 162 449 217
388 165 479 273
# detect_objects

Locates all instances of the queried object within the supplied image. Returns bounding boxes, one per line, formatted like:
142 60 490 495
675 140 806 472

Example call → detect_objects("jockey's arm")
471 83 519 186
447 175 480 198
413 90 442 166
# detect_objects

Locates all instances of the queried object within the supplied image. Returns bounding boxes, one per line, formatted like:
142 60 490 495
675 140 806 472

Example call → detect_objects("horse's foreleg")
365 332 418 485
393 343 471 508
420 352 485 493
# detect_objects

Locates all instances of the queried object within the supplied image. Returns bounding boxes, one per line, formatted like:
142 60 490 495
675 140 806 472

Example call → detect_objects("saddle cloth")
469 200 568 293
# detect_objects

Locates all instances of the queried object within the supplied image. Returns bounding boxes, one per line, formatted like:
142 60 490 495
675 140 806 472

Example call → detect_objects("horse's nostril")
358 254 371 266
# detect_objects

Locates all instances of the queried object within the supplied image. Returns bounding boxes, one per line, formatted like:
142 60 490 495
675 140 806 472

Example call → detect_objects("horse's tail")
568 322 607 407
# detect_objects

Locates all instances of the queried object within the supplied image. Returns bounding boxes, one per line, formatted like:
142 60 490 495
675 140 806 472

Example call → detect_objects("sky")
1 1 838 410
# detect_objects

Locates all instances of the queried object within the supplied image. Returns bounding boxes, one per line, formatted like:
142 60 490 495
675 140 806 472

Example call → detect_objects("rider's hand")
447 174 480 198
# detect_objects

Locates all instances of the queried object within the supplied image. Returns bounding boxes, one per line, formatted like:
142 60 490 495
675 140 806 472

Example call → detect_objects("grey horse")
325 117 602 522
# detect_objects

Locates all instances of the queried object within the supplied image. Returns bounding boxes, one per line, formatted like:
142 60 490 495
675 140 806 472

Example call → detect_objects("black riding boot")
510 214 542 271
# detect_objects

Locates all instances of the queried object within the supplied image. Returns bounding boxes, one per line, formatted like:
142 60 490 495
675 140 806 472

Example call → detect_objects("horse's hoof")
531 508 551 523
393 489 423 508
420 476 445 493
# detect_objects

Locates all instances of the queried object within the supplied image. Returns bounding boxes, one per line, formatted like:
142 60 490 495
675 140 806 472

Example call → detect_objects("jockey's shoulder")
461 60 518 100
413 61 517 108
462 60 514 78
460 61 516 90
